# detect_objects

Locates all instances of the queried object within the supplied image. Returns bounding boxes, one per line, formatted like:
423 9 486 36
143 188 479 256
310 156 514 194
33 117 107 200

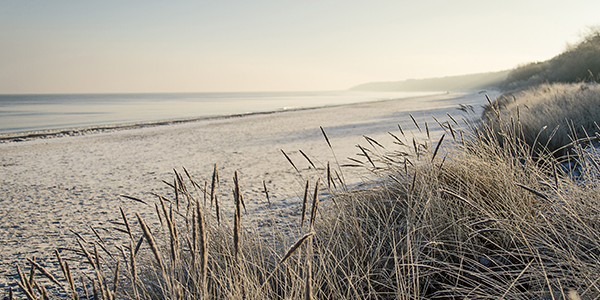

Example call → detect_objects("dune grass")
482 82 600 158
7 86 600 299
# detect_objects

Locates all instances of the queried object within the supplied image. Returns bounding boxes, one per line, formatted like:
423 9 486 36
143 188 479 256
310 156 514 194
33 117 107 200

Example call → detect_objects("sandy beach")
0 90 498 293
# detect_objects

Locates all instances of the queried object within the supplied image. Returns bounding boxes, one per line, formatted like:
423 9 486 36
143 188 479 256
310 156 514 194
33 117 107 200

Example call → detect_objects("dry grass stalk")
154 203 163 227
27 257 35 289
333 169 345 191
211 163 218 208
15 280 35 300
64 262 79 300
16 265 34 299
69 229 88 244
412 138 419 159
76 239 95 270
364 135 386 149
447 121 456 141
215 194 221 224
432 115 445 131
279 232 314 264
167 205 180 266
409 114 422 133
112 261 119 298
398 123 405 136
281 149 299 173
157 196 179 265
33 279 49 300
304 235 314 300
135 213 164 272
301 180 310 228
234 171 242 260
196 197 208 296
174 177 179 211
80 276 89 300
119 207 134 242
204 180 208 206
515 183 550 202
26 258 63 290
91 279 98 300
431 133 445 163
119 194 148 205
309 178 320 229
357 145 376 168
300 150 317 170
174 168 186 194
191 209 197 266
326 162 332 189
263 180 271 207
54 250 70 292
93 244 111 300
129 240 138 298
321 126 347 189
320 126 332 149
90 226 115 262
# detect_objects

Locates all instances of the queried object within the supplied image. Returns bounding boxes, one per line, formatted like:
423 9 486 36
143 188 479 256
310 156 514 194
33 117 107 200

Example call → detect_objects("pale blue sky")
1 1 599 93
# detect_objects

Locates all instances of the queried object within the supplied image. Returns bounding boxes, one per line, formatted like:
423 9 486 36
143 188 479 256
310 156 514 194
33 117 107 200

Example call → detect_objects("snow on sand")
0 90 498 291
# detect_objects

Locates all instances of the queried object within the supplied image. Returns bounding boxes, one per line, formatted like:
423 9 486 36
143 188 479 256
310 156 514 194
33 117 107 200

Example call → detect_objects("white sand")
0 90 499 293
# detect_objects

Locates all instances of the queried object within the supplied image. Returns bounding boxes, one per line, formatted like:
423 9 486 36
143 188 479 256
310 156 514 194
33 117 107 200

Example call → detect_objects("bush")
502 27 600 90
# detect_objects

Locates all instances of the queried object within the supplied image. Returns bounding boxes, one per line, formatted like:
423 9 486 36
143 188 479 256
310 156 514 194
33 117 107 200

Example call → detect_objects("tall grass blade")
281 149 300 173
234 171 242 260
398 123 405 136
279 232 314 264
364 135 386 149
135 213 164 272
263 180 271 208
515 183 550 202
211 164 218 208
357 145 376 168
431 134 446 163
26 258 63 290
299 150 317 170
320 126 332 149
301 180 310 228
409 114 422 133
119 195 147 205
309 179 320 229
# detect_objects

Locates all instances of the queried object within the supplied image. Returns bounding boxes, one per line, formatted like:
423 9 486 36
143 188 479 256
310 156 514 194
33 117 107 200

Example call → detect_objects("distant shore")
0 92 441 142
0 90 442 137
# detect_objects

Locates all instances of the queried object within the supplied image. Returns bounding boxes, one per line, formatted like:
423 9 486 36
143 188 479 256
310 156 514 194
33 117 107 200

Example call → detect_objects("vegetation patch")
501 27 600 91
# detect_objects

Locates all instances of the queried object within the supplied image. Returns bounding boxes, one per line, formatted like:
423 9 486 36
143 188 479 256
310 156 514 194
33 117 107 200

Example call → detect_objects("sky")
1 0 599 94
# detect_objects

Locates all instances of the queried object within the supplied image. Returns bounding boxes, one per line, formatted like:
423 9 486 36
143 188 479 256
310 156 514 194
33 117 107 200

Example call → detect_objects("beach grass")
7 84 600 299
482 82 600 158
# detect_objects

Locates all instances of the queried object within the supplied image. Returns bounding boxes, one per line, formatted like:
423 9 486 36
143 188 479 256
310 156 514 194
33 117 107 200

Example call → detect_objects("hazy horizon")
1 1 599 94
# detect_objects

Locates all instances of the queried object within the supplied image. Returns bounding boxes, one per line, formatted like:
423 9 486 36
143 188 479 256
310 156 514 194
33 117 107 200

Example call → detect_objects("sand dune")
0 90 498 292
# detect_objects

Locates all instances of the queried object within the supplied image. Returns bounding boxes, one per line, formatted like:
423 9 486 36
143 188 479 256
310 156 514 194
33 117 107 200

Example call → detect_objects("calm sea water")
0 90 439 134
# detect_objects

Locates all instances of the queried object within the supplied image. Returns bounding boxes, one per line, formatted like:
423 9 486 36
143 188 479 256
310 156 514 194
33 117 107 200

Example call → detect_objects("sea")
0 90 440 135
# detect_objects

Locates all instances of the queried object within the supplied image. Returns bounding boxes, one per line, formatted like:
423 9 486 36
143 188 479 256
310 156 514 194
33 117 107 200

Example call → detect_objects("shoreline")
0 92 447 142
